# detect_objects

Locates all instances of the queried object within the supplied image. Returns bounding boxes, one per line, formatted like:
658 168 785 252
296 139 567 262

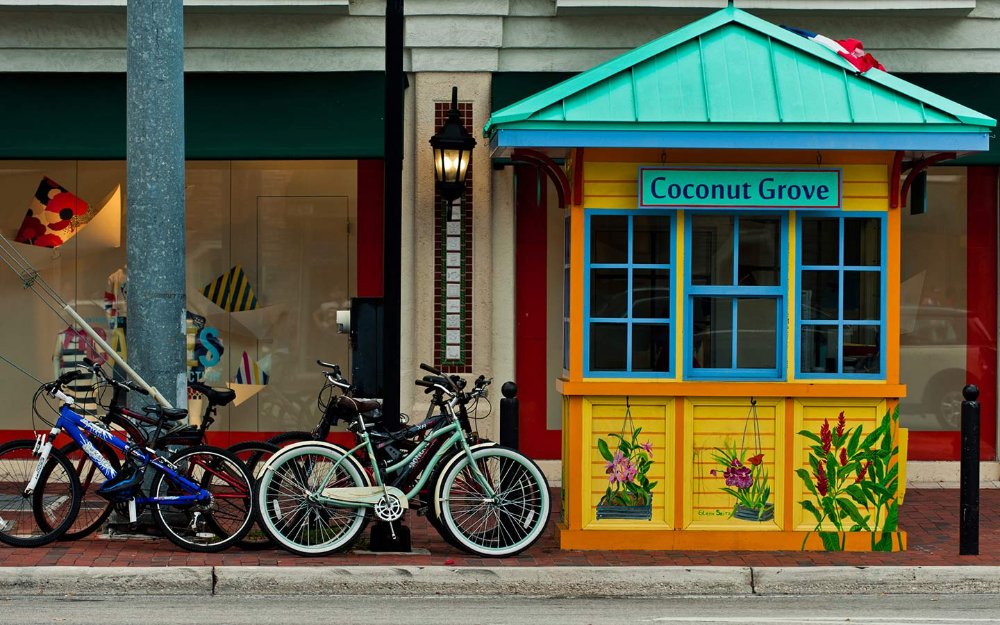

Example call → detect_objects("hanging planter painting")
596 398 656 521
709 398 773 522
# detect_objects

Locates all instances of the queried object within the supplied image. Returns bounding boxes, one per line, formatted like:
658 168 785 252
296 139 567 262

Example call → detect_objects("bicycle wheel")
226 440 279 550
0 439 81 547
436 446 550 557
256 442 370 556
267 431 315 447
150 445 254 553
423 441 497 550
35 440 121 540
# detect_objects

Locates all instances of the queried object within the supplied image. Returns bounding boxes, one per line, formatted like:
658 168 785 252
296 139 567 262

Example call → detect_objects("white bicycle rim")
257 443 370 556
439 446 550 557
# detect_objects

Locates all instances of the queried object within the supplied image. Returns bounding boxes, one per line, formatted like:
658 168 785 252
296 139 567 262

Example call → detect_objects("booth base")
557 524 907 552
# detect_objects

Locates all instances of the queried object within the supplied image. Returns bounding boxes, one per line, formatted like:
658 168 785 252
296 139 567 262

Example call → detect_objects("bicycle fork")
24 427 60 496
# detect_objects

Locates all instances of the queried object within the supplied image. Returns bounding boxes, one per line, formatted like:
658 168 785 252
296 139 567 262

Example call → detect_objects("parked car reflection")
899 306 995 431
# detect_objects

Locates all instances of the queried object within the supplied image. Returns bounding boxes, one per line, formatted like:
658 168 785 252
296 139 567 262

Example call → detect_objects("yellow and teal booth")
485 5 994 551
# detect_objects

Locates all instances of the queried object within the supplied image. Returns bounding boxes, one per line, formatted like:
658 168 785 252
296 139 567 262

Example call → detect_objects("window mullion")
627 216 634 372
731 296 739 370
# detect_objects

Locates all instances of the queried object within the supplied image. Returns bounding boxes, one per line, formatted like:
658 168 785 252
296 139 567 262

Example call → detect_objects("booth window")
687 214 784 380
798 215 885 378
584 211 673 377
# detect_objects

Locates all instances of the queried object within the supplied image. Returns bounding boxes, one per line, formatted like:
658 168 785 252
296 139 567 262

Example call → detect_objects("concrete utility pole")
126 0 187 408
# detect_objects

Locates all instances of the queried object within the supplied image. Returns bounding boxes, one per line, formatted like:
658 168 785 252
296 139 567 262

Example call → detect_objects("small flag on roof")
783 26 886 73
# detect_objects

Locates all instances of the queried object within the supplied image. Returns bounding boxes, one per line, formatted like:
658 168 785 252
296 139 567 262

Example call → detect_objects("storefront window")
0 160 356 437
899 168 974 432
798 215 884 378
688 214 784 379
584 211 672 376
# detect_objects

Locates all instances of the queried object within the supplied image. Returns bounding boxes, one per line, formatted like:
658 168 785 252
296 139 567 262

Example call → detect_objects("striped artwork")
202 265 258 312
234 351 268 385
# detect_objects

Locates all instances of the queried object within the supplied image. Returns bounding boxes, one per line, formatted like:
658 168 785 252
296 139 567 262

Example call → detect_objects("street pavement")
0 488 995 598
0 595 999 625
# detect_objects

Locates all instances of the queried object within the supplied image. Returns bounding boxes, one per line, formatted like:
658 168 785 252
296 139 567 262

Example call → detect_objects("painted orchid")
597 424 657 508
710 440 771 520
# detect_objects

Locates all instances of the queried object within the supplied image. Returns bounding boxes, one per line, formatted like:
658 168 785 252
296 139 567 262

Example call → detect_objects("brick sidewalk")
0 489 996 568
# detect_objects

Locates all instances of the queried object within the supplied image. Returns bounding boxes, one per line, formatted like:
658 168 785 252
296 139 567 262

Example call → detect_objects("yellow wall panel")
584 396 674 528
842 197 889 211
683 397 784 531
792 398 887 531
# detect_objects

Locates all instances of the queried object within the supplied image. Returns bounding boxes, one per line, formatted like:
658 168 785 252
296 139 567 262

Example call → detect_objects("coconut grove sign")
639 167 842 209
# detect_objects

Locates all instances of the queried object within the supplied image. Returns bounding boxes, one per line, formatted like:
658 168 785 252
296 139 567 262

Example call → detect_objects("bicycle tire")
256 441 370 556
150 445 255 553
436 446 550 557
423 441 497 550
0 440 82 547
35 440 121 540
266 431 315 447
226 440 279 550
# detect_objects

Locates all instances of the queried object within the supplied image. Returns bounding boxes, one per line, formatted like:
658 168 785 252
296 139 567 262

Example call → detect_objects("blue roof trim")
493 129 991 152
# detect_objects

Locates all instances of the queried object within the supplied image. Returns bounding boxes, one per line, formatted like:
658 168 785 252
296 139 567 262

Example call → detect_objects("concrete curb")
753 566 1000 595
1 565 998 597
0 566 213 596
212 566 753 597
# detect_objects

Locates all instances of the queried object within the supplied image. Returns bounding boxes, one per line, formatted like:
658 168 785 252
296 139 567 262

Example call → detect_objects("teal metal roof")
485 6 994 151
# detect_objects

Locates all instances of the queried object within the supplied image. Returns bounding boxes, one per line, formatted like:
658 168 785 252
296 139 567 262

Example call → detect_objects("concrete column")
126 0 187 408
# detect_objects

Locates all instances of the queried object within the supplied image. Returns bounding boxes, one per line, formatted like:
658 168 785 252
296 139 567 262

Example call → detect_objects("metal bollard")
959 384 980 556
500 381 519 450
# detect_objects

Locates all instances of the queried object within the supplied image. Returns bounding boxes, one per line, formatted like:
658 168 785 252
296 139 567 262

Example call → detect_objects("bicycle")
255 363 550 557
32 359 279 547
0 370 256 551
275 361 499 548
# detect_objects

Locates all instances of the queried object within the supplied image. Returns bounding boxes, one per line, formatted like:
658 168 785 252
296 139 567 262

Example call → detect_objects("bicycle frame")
314 400 496 509
27 403 237 507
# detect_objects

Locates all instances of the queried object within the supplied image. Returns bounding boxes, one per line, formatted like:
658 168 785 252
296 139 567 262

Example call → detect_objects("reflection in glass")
691 215 734 285
801 325 838 373
632 269 670 318
633 215 671 265
900 168 970 433
801 270 839 320
844 218 881 266
738 217 780 286
590 269 628 318
590 323 627 371
801 218 839 266
591 215 628 264
843 325 880 374
844 271 880 320
632 324 670 372
692 297 732 368
735 298 776 369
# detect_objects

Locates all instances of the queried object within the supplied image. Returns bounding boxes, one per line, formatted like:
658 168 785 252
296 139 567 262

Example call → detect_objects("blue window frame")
584 210 674 377
797 213 886 379
685 213 787 380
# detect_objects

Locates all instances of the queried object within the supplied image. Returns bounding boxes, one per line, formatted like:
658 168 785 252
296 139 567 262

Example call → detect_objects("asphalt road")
0 594 998 625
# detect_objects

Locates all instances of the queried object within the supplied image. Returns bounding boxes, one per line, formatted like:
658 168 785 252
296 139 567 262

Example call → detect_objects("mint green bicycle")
254 363 550 557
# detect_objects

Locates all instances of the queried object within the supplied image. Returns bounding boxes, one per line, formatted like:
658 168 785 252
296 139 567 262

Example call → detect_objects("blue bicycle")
0 370 256 551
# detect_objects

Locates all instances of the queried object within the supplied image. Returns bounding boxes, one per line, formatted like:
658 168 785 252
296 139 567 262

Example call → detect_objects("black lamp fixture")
430 86 477 207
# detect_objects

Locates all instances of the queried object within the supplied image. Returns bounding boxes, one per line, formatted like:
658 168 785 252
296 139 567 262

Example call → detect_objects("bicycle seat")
189 381 236 407
142 406 188 421
340 396 382 414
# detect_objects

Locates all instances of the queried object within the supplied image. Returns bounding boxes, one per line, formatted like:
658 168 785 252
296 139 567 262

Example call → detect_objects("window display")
0 160 357 438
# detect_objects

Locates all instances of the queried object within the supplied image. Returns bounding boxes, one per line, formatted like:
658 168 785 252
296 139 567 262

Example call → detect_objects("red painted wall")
515 165 562 459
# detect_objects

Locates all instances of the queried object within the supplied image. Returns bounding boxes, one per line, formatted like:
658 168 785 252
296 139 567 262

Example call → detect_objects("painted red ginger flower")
839 448 848 466
820 419 833 454
815 463 829 496
836 411 846 438
856 460 872 483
